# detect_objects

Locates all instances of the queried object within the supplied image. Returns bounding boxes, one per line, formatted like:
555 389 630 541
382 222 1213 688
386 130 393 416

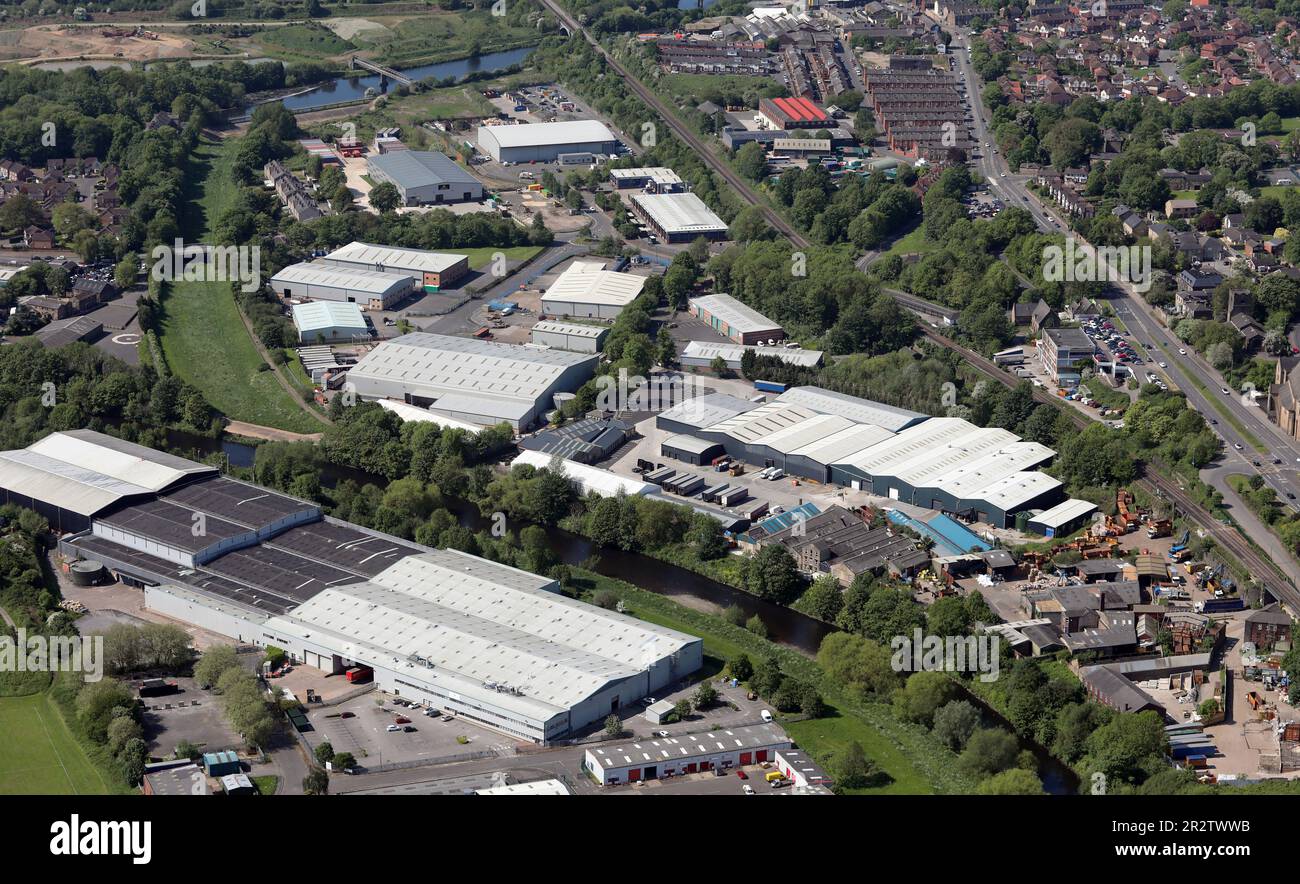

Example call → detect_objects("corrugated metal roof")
479 119 616 148
376 399 484 433
291 300 367 333
1029 497 1097 528
514 450 658 497
776 386 927 432
270 262 414 295
320 241 468 275
680 340 824 367
688 293 781 335
632 192 728 234
541 263 646 308
366 151 478 189
265 548 694 717
703 402 819 443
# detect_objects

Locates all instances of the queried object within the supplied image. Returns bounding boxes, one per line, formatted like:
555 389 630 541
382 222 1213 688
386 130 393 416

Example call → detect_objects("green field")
450 246 543 270
0 693 110 795
881 225 937 257
160 139 323 435
256 23 355 60
370 12 541 68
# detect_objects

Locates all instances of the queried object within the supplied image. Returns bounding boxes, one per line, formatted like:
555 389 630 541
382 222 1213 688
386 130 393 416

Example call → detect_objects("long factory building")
0 430 701 744
345 332 599 431
657 388 1071 527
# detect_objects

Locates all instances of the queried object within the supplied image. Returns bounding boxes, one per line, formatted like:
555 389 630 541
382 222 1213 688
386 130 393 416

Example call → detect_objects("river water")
167 430 1079 793
249 46 536 115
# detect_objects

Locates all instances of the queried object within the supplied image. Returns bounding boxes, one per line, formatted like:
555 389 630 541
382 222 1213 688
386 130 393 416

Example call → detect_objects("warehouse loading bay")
299 664 778 795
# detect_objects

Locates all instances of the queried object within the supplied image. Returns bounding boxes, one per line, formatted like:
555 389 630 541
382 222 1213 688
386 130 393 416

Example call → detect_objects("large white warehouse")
477 120 619 163
540 262 647 320
345 332 599 431
0 430 703 745
270 263 415 310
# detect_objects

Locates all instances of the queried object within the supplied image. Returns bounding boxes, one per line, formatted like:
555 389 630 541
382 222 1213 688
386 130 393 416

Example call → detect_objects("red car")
735 769 748 779
394 716 411 725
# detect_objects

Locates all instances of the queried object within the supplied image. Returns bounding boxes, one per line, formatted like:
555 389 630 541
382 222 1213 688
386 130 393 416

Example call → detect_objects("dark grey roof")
367 151 478 189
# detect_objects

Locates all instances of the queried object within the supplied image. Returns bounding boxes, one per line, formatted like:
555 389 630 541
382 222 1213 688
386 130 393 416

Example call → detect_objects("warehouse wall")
143 586 268 645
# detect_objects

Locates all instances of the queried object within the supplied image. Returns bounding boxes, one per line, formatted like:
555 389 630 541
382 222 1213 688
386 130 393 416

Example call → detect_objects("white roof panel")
320 241 467 275
541 264 646 308
776 386 927 432
688 293 781 335
28 430 214 493
1029 497 1097 528
270 262 413 295
633 192 729 235
514 450 658 497
480 119 616 148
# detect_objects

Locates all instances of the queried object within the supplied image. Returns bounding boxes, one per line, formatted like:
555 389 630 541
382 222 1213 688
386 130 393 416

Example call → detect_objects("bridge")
349 56 418 89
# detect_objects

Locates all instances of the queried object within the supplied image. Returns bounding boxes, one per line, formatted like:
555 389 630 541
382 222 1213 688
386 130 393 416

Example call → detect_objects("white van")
756 467 774 480
519 171 535 180
768 468 785 481
760 709 773 723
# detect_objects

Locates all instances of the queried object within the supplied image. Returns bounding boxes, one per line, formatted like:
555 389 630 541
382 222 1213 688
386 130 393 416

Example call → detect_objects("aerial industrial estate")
0 2 1298 851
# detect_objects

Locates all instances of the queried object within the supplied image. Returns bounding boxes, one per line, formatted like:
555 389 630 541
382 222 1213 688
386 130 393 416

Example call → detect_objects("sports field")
0 693 111 795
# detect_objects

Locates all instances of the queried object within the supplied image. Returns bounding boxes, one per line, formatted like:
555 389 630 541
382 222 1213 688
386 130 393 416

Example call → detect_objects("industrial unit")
540 263 647 320
365 151 483 205
584 723 793 785
653 388 1066 528
513 449 660 497
530 319 608 353
477 119 619 163
609 167 685 192
680 340 823 370
270 263 414 310
318 241 469 292
345 332 599 431
0 430 701 745
688 293 785 345
631 192 729 243
757 96 831 130
290 301 370 344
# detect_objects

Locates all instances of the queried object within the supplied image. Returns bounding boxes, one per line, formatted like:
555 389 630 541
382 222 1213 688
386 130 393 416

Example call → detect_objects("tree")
959 728 1020 778
831 741 879 789
894 671 962 728
693 682 718 710
314 742 335 765
194 645 241 689
332 752 356 771
369 181 401 212
736 141 768 181
303 769 330 795
604 714 622 738
932 699 981 751
977 768 1044 795
727 653 753 682
709 355 730 377
671 698 692 721
744 545 803 604
746 614 769 638
800 575 844 622
750 654 784 697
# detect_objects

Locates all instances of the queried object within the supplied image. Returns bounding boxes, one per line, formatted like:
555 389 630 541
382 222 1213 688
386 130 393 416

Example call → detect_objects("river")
169 431 1079 793
243 46 536 115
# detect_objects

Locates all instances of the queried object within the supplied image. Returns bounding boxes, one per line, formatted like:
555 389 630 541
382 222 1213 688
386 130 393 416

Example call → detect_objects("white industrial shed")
345 332 599 431
540 263 647 320
530 320 608 353
291 301 369 344
270 263 414 310
688 293 784 345
477 119 619 163
632 192 729 243
259 549 701 743
680 340 824 370
375 399 484 433
0 430 217 532
513 449 659 498
318 242 469 292
776 386 927 433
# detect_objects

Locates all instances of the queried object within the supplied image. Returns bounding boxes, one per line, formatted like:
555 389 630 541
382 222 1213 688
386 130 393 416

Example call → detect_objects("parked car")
655 730 669 738
386 724 400 732
742 784 755 795
403 725 417 733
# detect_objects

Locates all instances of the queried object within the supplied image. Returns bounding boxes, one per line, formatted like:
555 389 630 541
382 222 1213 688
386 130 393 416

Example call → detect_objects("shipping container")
345 666 373 684
753 380 788 394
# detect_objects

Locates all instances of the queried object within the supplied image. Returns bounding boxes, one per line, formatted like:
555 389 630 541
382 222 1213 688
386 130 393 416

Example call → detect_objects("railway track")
539 3 1295 611
536 0 810 249
920 325 1298 610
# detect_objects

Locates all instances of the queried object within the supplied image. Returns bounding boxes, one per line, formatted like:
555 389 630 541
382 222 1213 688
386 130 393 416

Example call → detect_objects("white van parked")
760 709 774 723
768 468 785 481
